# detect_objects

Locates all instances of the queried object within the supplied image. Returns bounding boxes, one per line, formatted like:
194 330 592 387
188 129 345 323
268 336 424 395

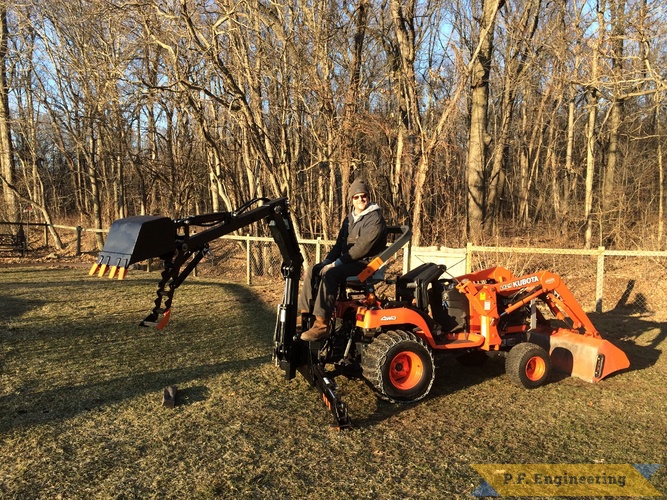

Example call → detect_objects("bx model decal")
499 275 539 291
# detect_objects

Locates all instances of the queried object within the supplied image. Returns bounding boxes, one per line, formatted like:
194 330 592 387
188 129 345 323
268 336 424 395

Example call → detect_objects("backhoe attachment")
89 198 355 428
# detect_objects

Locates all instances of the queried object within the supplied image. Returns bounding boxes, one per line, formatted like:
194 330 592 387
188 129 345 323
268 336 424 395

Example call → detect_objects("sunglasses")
352 193 368 200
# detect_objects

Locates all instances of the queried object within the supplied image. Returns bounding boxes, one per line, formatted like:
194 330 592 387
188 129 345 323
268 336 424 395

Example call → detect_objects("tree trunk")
584 87 598 249
601 0 625 244
487 0 540 231
0 8 17 221
560 96 576 234
657 105 664 247
388 0 420 238
87 131 104 249
584 1 605 249
340 0 369 200
466 0 501 242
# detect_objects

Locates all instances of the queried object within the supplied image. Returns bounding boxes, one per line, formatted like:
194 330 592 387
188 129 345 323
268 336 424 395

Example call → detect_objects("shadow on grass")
590 311 665 374
1 268 280 432
588 277 665 375
4 269 663 432
0 355 271 432
0 295 46 323
176 385 211 406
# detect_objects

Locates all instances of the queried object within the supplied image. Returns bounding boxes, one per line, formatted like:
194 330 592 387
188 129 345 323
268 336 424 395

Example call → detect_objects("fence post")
246 234 252 285
595 246 605 313
315 237 321 263
466 242 473 274
403 238 412 273
76 226 83 256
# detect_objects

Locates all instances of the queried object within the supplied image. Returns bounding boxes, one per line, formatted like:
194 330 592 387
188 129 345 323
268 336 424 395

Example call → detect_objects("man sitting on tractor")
299 178 388 341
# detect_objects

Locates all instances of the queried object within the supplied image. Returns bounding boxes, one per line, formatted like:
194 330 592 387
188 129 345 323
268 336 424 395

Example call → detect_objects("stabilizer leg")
298 346 352 430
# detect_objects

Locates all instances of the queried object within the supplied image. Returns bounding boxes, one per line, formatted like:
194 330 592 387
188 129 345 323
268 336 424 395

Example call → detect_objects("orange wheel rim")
388 351 424 390
525 356 546 381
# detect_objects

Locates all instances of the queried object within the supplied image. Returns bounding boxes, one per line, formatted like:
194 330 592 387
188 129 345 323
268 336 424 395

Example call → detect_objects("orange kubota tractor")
89 197 629 428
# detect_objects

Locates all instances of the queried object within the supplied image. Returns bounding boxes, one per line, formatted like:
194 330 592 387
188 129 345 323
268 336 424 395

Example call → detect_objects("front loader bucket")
90 216 176 278
528 329 630 383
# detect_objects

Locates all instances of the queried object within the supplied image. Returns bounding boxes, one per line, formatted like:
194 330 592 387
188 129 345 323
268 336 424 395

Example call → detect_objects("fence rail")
3 221 666 317
409 244 666 316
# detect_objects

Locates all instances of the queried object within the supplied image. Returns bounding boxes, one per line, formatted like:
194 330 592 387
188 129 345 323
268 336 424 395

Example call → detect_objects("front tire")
361 330 435 403
506 342 551 388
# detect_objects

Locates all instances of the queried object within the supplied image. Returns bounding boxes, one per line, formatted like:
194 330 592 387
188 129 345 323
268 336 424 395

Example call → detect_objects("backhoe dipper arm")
90 197 305 379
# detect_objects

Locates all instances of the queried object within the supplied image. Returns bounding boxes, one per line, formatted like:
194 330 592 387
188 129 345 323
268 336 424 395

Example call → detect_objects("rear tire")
506 342 551 388
361 330 435 403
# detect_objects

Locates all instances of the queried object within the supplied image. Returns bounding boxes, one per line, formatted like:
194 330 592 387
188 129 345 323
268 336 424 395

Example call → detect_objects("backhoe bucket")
528 329 630 383
90 216 175 278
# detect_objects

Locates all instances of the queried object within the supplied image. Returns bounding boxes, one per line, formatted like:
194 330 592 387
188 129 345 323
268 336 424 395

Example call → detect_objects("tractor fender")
356 306 437 347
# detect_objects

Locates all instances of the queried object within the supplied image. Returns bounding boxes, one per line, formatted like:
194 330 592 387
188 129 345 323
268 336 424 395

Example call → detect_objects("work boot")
295 310 310 334
300 316 330 342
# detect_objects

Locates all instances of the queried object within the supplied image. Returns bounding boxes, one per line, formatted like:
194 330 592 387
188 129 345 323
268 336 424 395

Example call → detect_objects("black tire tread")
361 329 435 403
505 342 551 389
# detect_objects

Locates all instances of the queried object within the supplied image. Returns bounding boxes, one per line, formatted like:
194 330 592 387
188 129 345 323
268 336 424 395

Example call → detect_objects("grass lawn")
1 266 665 498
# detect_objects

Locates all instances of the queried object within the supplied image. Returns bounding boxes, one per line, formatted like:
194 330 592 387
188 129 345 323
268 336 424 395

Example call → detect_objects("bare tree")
1 0 667 254
0 6 17 221
486 0 540 232
466 0 504 242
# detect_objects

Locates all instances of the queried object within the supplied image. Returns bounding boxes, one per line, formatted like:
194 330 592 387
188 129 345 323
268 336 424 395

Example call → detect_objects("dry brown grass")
1 266 665 498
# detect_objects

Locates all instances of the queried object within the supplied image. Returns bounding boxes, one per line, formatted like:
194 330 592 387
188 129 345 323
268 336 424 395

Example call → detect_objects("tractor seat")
346 268 386 289
341 268 385 299
342 225 411 296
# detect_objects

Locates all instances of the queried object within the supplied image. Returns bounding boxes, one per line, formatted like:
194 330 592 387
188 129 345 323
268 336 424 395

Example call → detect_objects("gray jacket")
325 203 387 265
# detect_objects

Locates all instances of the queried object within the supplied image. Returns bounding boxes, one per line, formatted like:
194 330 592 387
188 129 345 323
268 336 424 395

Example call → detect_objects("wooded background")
0 0 665 251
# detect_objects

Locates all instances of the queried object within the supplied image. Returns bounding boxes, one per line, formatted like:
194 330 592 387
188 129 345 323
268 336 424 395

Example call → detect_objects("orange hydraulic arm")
455 267 602 342
453 266 629 382
492 270 601 338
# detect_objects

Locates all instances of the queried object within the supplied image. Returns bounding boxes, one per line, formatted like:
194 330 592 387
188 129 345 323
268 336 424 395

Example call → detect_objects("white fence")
214 235 666 317
27 223 666 318
405 244 666 316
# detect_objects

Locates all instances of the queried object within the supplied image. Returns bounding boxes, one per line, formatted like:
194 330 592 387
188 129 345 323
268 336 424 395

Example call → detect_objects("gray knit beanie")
349 178 369 199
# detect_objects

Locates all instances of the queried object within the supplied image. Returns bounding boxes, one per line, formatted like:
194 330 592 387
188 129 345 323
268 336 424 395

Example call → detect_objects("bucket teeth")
97 264 108 278
89 263 100 276
89 261 128 280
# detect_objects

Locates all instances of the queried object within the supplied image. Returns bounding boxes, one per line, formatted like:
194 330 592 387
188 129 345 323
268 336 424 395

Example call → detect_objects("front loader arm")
455 268 629 382
491 271 601 337
535 272 601 337
456 268 601 337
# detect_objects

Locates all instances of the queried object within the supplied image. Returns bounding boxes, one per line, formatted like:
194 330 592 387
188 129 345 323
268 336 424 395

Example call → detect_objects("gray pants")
298 261 368 318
